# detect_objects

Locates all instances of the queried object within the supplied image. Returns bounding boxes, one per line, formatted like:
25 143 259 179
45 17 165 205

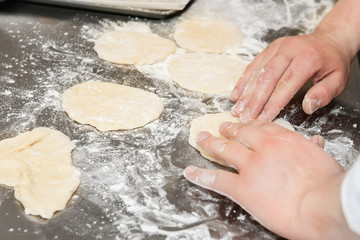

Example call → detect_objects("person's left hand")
183 120 352 240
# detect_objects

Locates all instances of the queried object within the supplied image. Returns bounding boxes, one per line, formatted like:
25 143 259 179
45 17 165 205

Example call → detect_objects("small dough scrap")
62 81 164 131
174 19 244 53
0 127 80 219
168 53 245 94
188 112 295 165
94 31 176 65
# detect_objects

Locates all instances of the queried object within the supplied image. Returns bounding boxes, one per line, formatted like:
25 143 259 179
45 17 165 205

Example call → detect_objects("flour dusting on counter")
1 0 357 240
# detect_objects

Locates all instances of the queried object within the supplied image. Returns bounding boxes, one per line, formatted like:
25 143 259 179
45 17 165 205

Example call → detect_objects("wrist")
298 173 358 240
313 0 360 63
312 25 356 65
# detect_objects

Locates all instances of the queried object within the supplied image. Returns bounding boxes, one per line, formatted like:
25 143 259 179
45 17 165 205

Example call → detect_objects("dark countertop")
0 1 359 239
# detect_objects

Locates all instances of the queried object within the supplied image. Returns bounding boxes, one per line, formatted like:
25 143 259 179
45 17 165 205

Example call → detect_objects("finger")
221 120 291 143
183 166 241 202
196 131 252 170
232 69 262 120
257 57 318 121
309 135 325 149
302 72 346 114
230 49 269 102
239 54 292 121
231 39 284 115
217 122 268 151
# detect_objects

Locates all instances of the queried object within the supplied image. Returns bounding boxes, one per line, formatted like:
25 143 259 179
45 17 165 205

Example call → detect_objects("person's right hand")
184 120 360 240
230 31 352 122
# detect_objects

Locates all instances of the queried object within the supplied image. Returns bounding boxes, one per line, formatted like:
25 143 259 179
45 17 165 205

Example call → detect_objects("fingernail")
219 122 233 132
258 108 279 121
196 131 211 143
230 88 239 101
196 172 216 186
239 108 252 123
231 101 245 116
231 105 239 116
304 96 321 114
309 99 321 114
184 166 198 177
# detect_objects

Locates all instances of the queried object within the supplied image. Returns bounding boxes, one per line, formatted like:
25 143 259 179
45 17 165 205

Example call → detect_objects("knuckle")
279 69 294 87
282 36 299 48
210 138 230 155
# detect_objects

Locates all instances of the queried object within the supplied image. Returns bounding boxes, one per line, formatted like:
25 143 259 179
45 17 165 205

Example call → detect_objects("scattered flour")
2 1 355 240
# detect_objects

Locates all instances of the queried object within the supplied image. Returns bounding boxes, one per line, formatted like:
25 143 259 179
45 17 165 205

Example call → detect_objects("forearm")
314 0 360 62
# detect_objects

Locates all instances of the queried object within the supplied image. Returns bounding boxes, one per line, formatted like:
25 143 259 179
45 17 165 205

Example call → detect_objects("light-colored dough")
188 112 295 165
168 53 245 94
174 19 244 53
94 31 176 65
62 81 164 131
0 127 80 219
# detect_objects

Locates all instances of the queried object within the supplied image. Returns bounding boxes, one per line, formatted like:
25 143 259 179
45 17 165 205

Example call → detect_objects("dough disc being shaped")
174 19 244 53
0 127 80 219
62 81 164 131
168 53 246 94
94 31 176 65
188 112 295 166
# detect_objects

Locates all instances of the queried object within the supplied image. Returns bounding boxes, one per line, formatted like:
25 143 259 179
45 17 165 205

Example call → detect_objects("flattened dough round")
174 19 244 53
168 53 245 94
94 31 176 65
62 81 164 131
0 127 80 219
189 112 295 166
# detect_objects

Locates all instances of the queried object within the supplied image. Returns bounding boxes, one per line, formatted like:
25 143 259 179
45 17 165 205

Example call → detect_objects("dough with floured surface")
174 19 244 53
0 127 80 219
188 112 295 165
168 53 246 94
62 81 164 131
94 31 176 65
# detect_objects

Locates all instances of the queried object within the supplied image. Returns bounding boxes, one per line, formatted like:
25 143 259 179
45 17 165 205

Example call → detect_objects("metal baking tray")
18 0 192 18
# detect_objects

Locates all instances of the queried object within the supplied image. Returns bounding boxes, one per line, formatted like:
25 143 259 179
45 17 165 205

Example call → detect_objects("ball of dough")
168 53 245 94
94 31 176 65
188 112 295 166
174 19 244 53
62 81 164 131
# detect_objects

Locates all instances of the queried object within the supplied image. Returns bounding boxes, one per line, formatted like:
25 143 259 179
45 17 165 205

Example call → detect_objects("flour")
0 0 352 239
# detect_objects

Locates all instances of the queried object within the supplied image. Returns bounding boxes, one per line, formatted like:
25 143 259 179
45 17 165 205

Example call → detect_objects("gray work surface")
0 0 359 239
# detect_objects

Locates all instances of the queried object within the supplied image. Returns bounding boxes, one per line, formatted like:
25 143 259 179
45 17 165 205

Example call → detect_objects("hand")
183 121 358 239
230 32 351 122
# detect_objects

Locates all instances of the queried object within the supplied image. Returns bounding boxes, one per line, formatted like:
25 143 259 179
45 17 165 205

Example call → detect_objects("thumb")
309 135 325 149
302 73 346 114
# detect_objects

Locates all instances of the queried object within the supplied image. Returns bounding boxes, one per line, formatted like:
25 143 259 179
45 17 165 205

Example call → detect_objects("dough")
94 31 176 65
62 81 164 131
174 19 244 53
188 112 295 165
0 127 80 219
168 53 245 94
